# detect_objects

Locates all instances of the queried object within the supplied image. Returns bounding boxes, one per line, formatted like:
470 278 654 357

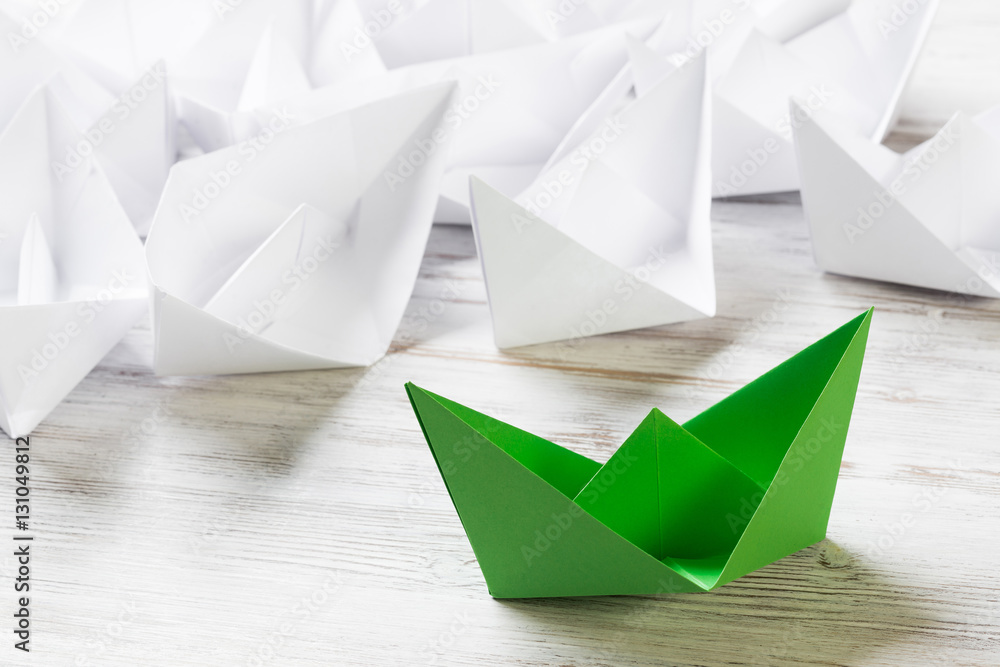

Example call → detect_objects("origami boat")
794 100 1000 297
469 47 714 349
405 309 872 598
145 82 456 375
0 87 148 438
707 0 938 197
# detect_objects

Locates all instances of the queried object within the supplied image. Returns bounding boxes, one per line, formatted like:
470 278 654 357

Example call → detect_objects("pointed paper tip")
859 306 875 327
405 382 442 411
648 406 676 427
468 175 503 229
860 306 875 331
468 174 492 198
788 97 810 120
834 308 874 359
834 308 874 345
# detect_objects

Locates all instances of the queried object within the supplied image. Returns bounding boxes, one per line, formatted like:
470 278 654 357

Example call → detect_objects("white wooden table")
4 3 1000 665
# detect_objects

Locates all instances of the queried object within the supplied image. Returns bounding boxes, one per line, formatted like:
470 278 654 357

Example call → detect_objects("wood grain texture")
3 2 1000 665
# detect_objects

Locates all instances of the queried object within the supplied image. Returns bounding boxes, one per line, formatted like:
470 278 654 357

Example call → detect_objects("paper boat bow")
406 309 872 598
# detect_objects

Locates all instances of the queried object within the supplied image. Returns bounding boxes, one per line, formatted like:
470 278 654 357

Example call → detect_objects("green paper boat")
405 309 873 598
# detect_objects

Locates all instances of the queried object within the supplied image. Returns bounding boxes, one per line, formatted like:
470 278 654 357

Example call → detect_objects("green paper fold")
406 309 873 598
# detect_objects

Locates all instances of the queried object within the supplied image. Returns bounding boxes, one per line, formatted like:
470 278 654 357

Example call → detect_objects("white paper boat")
0 8 112 132
682 0 939 197
145 82 458 375
170 0 314 152
470 49 715 349
2 7 177 235
0 87 148 438
794 99 1000 297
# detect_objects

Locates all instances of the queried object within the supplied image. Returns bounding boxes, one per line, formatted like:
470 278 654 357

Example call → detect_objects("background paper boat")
699 0 938 197
794 100 1000 297
145 82 456 375
0 86 148 438
1 7 176 235
365 0 667 69
170 0 315 153
469 48 714 349
277 19 657 224
405 309 872 598
53 0 215 93
0 8 111 133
